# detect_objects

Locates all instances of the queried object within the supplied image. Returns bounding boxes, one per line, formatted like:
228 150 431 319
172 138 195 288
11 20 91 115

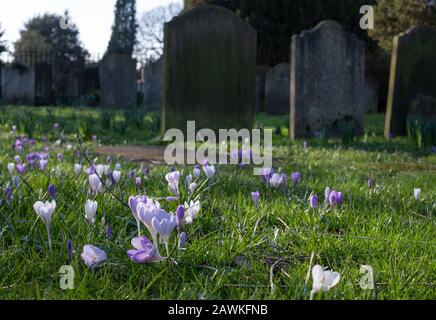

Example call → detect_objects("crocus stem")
137 222 141 237
165 242 170 258
46 224 52 251
309 291 315 300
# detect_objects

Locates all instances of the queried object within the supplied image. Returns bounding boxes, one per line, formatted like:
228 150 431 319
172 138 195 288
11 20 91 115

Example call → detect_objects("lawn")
0 105 435 300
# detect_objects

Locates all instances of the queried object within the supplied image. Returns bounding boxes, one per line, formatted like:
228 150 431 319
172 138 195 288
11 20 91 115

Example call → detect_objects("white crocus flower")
7 163 15 175
414 188 421 200
184 200 201 224
85 200 98 224
269 173 283 188
74 164 82 176
310 264 340 299
165 171 180 196
203 164 216 179
325 187 331 202
33 200 57 250
89 174 101 193
112 170 121 183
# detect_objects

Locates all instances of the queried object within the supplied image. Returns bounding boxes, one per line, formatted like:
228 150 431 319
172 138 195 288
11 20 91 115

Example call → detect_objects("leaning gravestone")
99 54 137 108
290 20 365 139
162 5 257 133
384 26 436 137
143 58 163 111
0 66 35 105
265 63 290 115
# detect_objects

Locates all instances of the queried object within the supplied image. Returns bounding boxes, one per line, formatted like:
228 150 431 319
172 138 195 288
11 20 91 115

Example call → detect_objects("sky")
0 0 183 55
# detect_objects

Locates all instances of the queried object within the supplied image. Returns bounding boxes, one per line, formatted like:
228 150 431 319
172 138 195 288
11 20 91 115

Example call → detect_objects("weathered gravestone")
265 63 290 115
290 20 365 139
99 54 137 108
143 58 163 111
255 65 270 112
0 66 35 105
384 26 436 138
162 5 257 134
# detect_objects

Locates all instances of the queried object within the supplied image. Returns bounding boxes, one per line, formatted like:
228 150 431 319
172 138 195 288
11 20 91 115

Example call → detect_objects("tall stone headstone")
143 58 163 111
265 63 290 115
0 66 35 105
255 65 270 112
99 54 137 108
162 5 257 134
290 20 365 139
384 26 436 138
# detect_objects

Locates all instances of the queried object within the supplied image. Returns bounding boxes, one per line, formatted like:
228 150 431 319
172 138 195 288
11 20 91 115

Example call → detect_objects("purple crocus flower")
367 178 374 188
135 177 142 189
57 153 63 161
67 240 73 263
127 236 162 263
176 205 184 230
291 172 302 184
128 170 136 179
53 123 59 129
251 191 260 204
13 176 20 188
92 135 97 142
261 167 275 185
143 167 150 176
129 195 147 235
309 194 318 208
38 159 48 172
16 163 26 175
48 184 56 200
81 244 107 269
328 190 343 208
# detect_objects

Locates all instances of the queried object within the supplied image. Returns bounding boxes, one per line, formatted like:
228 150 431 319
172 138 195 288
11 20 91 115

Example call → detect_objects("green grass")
0 106 435 300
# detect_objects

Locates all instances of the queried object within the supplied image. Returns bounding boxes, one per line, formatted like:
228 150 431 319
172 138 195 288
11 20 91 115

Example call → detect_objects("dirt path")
95 145 166 164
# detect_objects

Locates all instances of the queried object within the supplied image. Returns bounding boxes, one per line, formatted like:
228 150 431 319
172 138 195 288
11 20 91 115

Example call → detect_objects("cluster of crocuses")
259 167 302 189
126 166 209 264
308 187 344 209
85 163 123 194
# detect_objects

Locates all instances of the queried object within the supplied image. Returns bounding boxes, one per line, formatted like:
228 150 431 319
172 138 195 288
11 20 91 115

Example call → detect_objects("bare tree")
136 3 182 63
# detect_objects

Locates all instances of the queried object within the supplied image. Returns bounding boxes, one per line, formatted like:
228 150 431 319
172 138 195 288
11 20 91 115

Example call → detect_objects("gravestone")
162 5 257 134
265 63 290 115
384 26 436 137
290 20 365 139
255 65 270 112
0 66 35 105
99 54 137 108
143 58 163 111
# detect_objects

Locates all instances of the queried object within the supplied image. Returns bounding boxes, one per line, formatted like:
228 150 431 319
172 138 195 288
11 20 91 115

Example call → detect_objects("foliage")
369 0 436 52
14 11 88 65
184 0 377 66
107 0 138 56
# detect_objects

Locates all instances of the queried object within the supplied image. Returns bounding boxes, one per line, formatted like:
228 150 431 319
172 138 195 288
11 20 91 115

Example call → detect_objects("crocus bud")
13 176 20 188
74 164 82 176
48 184 57 200
112 170 121 183
106 225 112 241
135 177 142 188
185 174 193 187
7 163 15 175
189 182 197 194
67 240 73 263
115 163 121 171
368 178 374 188
176 205 185 230
291 172 302 184
414 188 421 200
57 153 63 161
309 194 318 208
178 232 187 254
193 165 200 178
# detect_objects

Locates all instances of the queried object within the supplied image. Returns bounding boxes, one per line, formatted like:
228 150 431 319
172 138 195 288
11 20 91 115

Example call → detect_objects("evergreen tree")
107 0 138 55
369 0 436 52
